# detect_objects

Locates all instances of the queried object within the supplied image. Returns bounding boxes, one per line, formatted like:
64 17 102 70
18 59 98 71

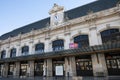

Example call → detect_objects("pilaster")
14 62 20 78
16 44 21 56
28 61 34 77
89 26 107 76
46 59 53 76
65 57 70 76
98 53 108 76
65 57 76 77
64 32 71 49
69 56 76 76
6 48 10 58
29 41 34 54
91 53 107 76
89 27 99 46
45 39 50 52
3 63 8 77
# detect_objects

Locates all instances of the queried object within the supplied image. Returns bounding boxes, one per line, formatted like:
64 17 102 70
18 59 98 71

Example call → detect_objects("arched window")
100 29 119 43
35 43 44 53
21 46 29 55
1 50 6 59
52 39 64 51
10 48 16 57
74 35 89 48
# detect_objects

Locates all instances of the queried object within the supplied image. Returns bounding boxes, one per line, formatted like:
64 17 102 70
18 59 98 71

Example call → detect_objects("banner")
69 43 78 49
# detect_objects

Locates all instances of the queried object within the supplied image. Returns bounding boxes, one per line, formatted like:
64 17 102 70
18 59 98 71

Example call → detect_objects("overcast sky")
0 0 96 36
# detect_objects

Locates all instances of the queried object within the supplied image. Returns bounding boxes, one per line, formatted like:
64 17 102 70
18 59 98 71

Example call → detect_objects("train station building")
0 0 120 78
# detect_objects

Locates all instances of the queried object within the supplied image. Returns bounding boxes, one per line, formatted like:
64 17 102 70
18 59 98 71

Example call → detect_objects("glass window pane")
101 29 119 43
1 50 6 59
74 35 89 48
10 48 16 57
111 60 117 68
52 40 64 51
35 43 44 52
22 46 29 55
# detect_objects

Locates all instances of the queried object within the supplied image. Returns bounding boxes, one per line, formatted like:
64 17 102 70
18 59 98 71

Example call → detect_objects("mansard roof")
0 0 119 40
0 18 50 40
65 0 119 20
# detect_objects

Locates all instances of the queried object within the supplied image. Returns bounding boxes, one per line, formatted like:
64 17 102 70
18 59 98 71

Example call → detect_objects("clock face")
54 15 58 21
54 14 59 25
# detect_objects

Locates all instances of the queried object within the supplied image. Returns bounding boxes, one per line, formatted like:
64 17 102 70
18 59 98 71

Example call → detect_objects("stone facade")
0 0 120 78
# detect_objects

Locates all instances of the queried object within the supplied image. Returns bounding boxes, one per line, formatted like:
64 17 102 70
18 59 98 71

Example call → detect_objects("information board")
55 66 63 76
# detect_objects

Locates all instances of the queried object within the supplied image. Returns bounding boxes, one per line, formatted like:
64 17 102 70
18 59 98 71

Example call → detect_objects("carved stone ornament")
106 24 111 29
78 30 81 34
29 39 34 43
49 3 64 14
16 43 20 46
89 27 96 30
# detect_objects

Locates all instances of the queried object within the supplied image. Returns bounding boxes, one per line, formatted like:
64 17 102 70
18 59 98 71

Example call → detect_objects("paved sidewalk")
0 76 120 80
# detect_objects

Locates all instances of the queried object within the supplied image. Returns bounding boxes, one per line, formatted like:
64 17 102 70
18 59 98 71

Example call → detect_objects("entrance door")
34 61 43 76
8 63 14 76
76 55 93 76
20 62 28 76
106 53 120 75
53 58 65 76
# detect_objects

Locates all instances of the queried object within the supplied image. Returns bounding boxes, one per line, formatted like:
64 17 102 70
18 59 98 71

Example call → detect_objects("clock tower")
49 4 64 26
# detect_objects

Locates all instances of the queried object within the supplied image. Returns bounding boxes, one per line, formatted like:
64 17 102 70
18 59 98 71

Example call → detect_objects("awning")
0 41 120 63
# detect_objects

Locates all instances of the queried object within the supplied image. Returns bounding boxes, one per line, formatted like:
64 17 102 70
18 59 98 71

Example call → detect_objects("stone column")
89 27 107 76
91 53 108 76
14 62 20 78
29 61 34 77
98 53 108 76
69 56 76 76
65 57 70 76
65 57 76 77
46 59 52 76
91 54 100 76
3 63 8 77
